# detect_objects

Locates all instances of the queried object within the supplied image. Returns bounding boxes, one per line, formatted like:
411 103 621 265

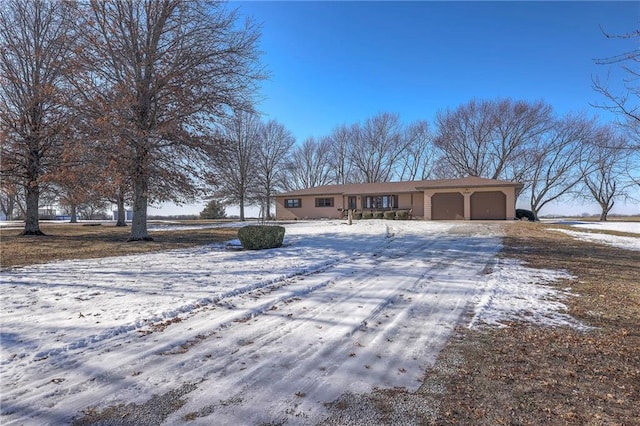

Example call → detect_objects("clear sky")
151 1 639 217
235 0 638 141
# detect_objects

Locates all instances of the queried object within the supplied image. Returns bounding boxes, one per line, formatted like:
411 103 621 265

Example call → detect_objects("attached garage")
470 191 506 220
431 192 464 220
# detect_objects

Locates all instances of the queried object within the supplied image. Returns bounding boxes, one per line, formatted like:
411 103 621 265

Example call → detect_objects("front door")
348 196 357 210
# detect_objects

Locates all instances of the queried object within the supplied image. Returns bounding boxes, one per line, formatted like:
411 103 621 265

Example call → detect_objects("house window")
315 197 334 207
363 195 398 209
285 198 301 208
348 196 357 210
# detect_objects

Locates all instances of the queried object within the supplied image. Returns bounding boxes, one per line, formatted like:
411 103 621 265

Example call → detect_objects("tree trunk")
265 190 272 220
115 188 127 227
21 183 44 235
239 196 245 221
599 201 613 222
129 174 152 241
69 203 78 223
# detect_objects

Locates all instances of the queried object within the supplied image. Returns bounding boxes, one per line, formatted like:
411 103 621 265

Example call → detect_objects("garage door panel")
471 191 506 220
432 192 464 220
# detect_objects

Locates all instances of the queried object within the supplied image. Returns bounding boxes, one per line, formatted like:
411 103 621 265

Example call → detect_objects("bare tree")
328 124 356 185
254 120 295 219
592 26 639 148
283 136 335 191
397 120 435 181
581 126 630 221
527 114 595 218
434 98 553 180
434 100 494 178
0 0 80 235
349 112 410 183
210 111 260 221
0 184 18 220
77 0 264 240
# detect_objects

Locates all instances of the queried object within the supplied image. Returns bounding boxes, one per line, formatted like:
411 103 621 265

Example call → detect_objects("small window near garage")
315 197 334 207
285 198 301 208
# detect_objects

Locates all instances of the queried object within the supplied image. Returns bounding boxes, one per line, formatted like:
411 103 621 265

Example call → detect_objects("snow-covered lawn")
1 221 590 425
546 220 640 251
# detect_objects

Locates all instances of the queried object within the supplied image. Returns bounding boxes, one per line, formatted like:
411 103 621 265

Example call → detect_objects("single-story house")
275 177 523 220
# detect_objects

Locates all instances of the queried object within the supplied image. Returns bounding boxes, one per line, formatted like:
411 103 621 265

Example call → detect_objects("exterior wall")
276 185 518 221
409 192 424 217
275 195 343 220
276 192 425 220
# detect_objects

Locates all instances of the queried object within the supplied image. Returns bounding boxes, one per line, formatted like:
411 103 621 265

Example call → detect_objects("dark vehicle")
515 209 537 221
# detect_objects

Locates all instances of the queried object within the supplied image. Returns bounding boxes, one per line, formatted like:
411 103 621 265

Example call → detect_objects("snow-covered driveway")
0 221 547 424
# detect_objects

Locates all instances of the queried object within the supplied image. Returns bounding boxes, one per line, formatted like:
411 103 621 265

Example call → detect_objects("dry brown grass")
0 222 238 270
425 222 640 425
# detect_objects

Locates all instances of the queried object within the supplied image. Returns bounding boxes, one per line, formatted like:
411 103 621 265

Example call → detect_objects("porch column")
423 192 432 220
463 191 472 220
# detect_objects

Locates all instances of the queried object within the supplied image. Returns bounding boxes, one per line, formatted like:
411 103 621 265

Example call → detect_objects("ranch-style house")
275 177 523 221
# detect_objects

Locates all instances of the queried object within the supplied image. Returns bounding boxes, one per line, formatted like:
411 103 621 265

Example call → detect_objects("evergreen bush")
383 211 396 220
353 212 363 220
363 212 373 219
237 225 285 250
373 211 384 219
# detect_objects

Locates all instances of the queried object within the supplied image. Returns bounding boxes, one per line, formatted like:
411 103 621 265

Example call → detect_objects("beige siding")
277 183 518 221
276 195 343 220
411 192 424 217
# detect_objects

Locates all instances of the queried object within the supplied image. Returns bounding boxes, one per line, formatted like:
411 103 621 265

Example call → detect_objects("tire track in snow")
157 226 501 425
1 226 396 422
2 222 502 425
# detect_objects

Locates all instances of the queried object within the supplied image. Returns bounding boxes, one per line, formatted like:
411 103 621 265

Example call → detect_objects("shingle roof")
277 177 523 197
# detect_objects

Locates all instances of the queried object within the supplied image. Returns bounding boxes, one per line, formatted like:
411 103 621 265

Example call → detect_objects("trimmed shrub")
373 211 384 219
353 212 363 220
395 210 409 220
237 225 285 250
363 212 373 219
383 211 396 220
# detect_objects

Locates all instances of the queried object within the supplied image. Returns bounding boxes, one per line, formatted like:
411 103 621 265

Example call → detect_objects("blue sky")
235 1 638 142
152 1 639 216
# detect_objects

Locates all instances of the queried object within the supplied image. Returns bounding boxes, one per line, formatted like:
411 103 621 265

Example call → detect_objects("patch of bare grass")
425 222 640 425
0 223 238 270
321 222 639 425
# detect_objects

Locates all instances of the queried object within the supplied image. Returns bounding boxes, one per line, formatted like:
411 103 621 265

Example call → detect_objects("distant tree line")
212 100 636 221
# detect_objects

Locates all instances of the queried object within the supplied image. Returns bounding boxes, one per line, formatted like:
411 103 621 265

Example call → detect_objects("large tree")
0 0 80 235
526 114 595 218
397 120 435 181
283 136 335 191
592 26 640 193
77 0 264 240
254 120 294 219
328 124 357 185
581 126 630 221
592 27 639 147
349 112 410 183
210 111 260 221
434 98 553 181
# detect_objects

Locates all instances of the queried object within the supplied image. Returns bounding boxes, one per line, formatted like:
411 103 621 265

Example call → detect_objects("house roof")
277 177 523 197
